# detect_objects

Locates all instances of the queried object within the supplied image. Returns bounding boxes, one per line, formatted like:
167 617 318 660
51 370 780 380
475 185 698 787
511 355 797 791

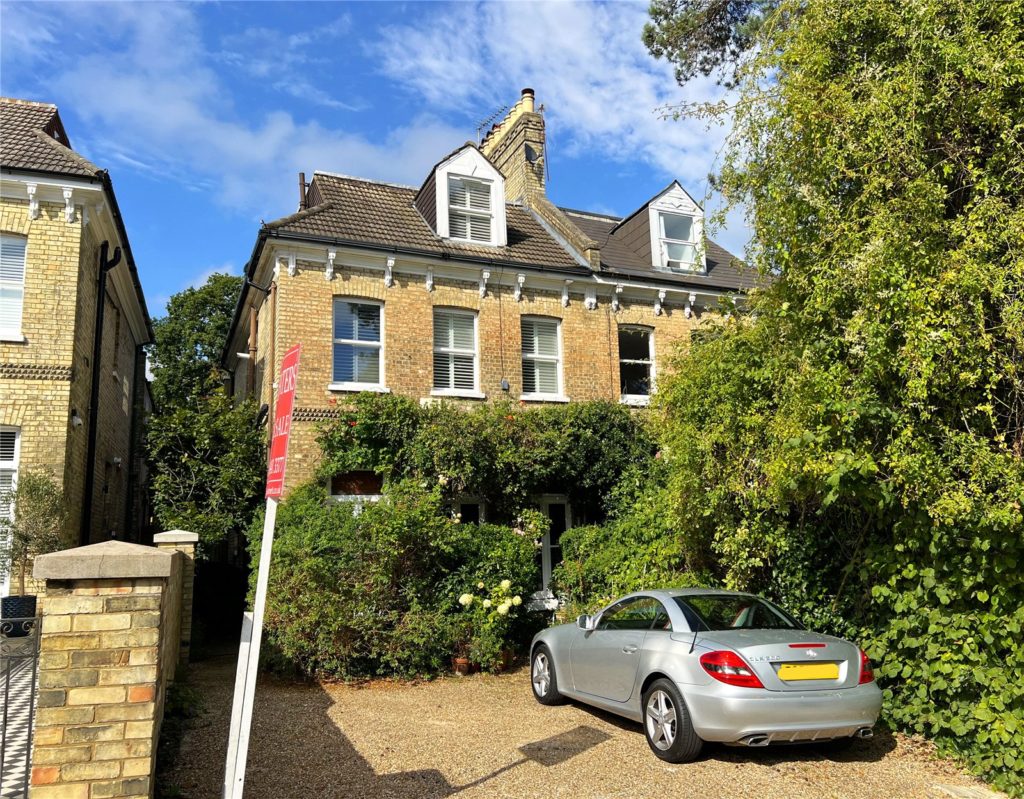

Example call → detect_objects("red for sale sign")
265 344 301 499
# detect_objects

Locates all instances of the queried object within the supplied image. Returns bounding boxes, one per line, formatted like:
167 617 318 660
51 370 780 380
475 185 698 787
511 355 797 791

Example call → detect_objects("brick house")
222 89 758 586
0 97 154 593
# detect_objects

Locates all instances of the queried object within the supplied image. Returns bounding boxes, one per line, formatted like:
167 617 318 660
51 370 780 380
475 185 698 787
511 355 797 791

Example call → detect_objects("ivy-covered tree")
647 0 1024 791
146 273 264 555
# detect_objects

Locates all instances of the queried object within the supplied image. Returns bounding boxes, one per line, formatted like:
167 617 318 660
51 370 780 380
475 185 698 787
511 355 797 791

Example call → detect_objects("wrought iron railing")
1 616 40 799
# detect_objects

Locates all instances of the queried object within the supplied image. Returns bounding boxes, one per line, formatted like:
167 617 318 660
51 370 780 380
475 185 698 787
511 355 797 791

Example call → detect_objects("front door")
540 496 570 590
570 597 661 703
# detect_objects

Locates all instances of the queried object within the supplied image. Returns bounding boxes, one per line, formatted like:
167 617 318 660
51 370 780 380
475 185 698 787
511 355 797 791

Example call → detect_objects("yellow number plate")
778 662 839 681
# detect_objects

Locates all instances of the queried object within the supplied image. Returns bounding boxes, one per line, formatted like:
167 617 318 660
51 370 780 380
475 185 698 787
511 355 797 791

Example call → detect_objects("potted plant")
1 471 67 636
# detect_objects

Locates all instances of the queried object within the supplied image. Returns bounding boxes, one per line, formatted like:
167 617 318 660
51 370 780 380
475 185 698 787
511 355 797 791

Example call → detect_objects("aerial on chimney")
298 172 307 211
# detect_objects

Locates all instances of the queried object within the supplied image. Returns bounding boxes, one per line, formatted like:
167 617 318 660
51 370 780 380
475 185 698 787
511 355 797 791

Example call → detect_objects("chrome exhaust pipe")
856 727 874 739
744 734 770 747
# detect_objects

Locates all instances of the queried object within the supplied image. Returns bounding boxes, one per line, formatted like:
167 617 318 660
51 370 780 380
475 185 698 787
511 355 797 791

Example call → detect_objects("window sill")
328 383 391 394
520 393 570 404
620 395 651 407
430 389 486 400
0 333 25 344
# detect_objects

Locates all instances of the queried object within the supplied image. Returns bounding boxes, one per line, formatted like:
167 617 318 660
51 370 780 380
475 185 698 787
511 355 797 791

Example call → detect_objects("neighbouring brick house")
222 88 758 586
0 97 154 593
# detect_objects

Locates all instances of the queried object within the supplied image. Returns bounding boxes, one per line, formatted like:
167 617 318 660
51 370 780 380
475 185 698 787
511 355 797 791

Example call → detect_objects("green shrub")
255 480 540 679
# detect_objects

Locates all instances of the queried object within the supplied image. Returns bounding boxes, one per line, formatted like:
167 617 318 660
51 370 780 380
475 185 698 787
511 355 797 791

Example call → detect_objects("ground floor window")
330 470 383 514
0 426 20 598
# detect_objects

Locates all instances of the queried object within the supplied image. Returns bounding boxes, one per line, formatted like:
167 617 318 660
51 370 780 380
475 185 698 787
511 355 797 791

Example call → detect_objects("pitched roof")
564 210 762 292
0 97 101 177
266 173 590 272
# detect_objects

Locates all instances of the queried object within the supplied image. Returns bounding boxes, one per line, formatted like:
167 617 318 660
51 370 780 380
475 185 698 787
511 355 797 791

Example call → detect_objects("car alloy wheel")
532 651 551 697
645 689 677 750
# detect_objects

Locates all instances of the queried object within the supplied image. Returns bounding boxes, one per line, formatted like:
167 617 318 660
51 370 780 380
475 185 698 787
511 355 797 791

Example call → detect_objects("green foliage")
149 273 243 411
646 0 1024 791
0 471 68 595
256 481 539 679
147 391 265 555
316 394 656 523
553 463 712 618
456 580 527 670
146 272 264 557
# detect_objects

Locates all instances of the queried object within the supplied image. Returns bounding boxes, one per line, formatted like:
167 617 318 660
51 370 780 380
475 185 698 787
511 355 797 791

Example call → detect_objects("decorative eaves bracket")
562 279 573 308
325 249 336 281
611 284 623 312
384 256 395 288
514 273 525 302
584 287 597 311
425 266 434 292
26 183 39 220
479 270 491 299
63 187 75 223
654 289 667 316
286 252 297 277
685 292 696 319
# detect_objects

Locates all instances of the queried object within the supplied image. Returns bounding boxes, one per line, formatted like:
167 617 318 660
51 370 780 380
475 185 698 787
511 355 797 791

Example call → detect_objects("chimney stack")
480 88 546 202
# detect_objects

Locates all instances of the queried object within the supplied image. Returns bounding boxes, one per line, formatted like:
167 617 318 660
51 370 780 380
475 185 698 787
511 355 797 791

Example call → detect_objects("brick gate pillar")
29 540 182 799
152 531 198 671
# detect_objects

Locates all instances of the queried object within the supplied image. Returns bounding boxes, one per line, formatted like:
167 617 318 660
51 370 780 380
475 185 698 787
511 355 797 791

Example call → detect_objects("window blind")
448 177 492 243
433 310 477 391
521 318 560 395
333 300 382 385
0 235 27 334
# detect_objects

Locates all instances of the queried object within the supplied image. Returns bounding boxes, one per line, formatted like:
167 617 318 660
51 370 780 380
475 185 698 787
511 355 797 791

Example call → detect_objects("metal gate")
1 616 40 799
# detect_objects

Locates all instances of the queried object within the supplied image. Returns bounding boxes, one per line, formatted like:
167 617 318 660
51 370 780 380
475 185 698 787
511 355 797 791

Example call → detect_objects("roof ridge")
0 97 57 109
262 200 338 231
313 171 417 191
32 129 101 175
560 206 622 222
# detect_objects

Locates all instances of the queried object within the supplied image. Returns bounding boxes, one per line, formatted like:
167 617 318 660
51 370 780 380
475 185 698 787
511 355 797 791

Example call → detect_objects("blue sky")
0 1 747 316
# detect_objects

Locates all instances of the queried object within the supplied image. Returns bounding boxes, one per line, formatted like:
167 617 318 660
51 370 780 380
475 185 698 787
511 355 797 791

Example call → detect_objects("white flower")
497 603 511 616
482 599 492 608
477 581 485 589
438 475 450 487
512 596 522 606
458 593 474 607
500 579 512 591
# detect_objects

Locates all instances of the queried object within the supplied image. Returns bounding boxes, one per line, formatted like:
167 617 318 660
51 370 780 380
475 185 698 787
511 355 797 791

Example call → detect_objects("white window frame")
431 308 484 399
328 298 389 393
658 211 699 272
539 494 572 591
0 234 28 342
618 326 656 407
0 426 21 598
447 175 493 244
520 316 568 403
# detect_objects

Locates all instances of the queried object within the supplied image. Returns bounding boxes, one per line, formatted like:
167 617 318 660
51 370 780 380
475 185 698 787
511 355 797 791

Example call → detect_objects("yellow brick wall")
253 258 701 491
1 195 147 549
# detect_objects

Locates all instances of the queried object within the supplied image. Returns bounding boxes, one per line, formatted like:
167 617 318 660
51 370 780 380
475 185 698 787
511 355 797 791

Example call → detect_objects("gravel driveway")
160 654 995 799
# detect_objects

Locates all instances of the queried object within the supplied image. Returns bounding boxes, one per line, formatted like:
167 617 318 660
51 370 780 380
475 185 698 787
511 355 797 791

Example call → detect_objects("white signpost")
223 343 301 799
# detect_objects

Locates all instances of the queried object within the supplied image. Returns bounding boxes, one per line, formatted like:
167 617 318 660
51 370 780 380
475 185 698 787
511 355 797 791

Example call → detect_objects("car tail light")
699 651 764 689
858 649 875 684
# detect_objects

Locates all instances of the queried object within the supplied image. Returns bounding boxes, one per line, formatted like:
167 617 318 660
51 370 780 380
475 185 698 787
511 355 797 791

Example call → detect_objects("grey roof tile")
0 97 101 177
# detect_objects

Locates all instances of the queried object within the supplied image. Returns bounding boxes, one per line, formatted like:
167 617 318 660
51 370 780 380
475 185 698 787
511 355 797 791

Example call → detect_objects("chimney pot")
521 88 535 113
298 171 307 211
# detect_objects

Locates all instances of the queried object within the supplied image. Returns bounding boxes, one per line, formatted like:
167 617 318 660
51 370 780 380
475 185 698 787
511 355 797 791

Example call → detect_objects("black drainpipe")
80 241 122 546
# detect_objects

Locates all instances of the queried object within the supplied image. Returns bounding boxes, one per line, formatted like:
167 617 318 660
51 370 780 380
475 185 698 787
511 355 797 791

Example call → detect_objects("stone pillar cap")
35 540 175 580
153 530 199 545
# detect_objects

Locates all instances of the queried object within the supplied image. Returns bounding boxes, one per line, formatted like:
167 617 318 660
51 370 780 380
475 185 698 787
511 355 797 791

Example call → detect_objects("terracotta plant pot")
452 656 471 676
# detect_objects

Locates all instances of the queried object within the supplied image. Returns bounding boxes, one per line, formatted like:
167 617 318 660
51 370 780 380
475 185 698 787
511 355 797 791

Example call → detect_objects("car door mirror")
576 614 596 631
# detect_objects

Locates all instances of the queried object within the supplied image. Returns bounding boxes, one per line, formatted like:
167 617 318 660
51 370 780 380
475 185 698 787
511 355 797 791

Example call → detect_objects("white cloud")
1 3 466 220
372 1 750 255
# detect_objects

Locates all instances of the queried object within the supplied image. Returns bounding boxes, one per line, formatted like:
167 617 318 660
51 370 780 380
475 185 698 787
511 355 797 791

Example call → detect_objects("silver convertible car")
530 589 882 762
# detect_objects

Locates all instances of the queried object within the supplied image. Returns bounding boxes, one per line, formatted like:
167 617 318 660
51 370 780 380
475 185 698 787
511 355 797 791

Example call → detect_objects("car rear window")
673 595 802 631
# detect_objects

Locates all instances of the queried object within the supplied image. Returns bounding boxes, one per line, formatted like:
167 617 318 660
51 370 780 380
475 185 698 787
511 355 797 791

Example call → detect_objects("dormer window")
658 212 697 271
448 176 492 243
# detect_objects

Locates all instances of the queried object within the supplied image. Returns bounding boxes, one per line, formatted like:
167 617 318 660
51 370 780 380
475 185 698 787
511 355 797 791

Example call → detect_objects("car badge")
806 650 818 658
